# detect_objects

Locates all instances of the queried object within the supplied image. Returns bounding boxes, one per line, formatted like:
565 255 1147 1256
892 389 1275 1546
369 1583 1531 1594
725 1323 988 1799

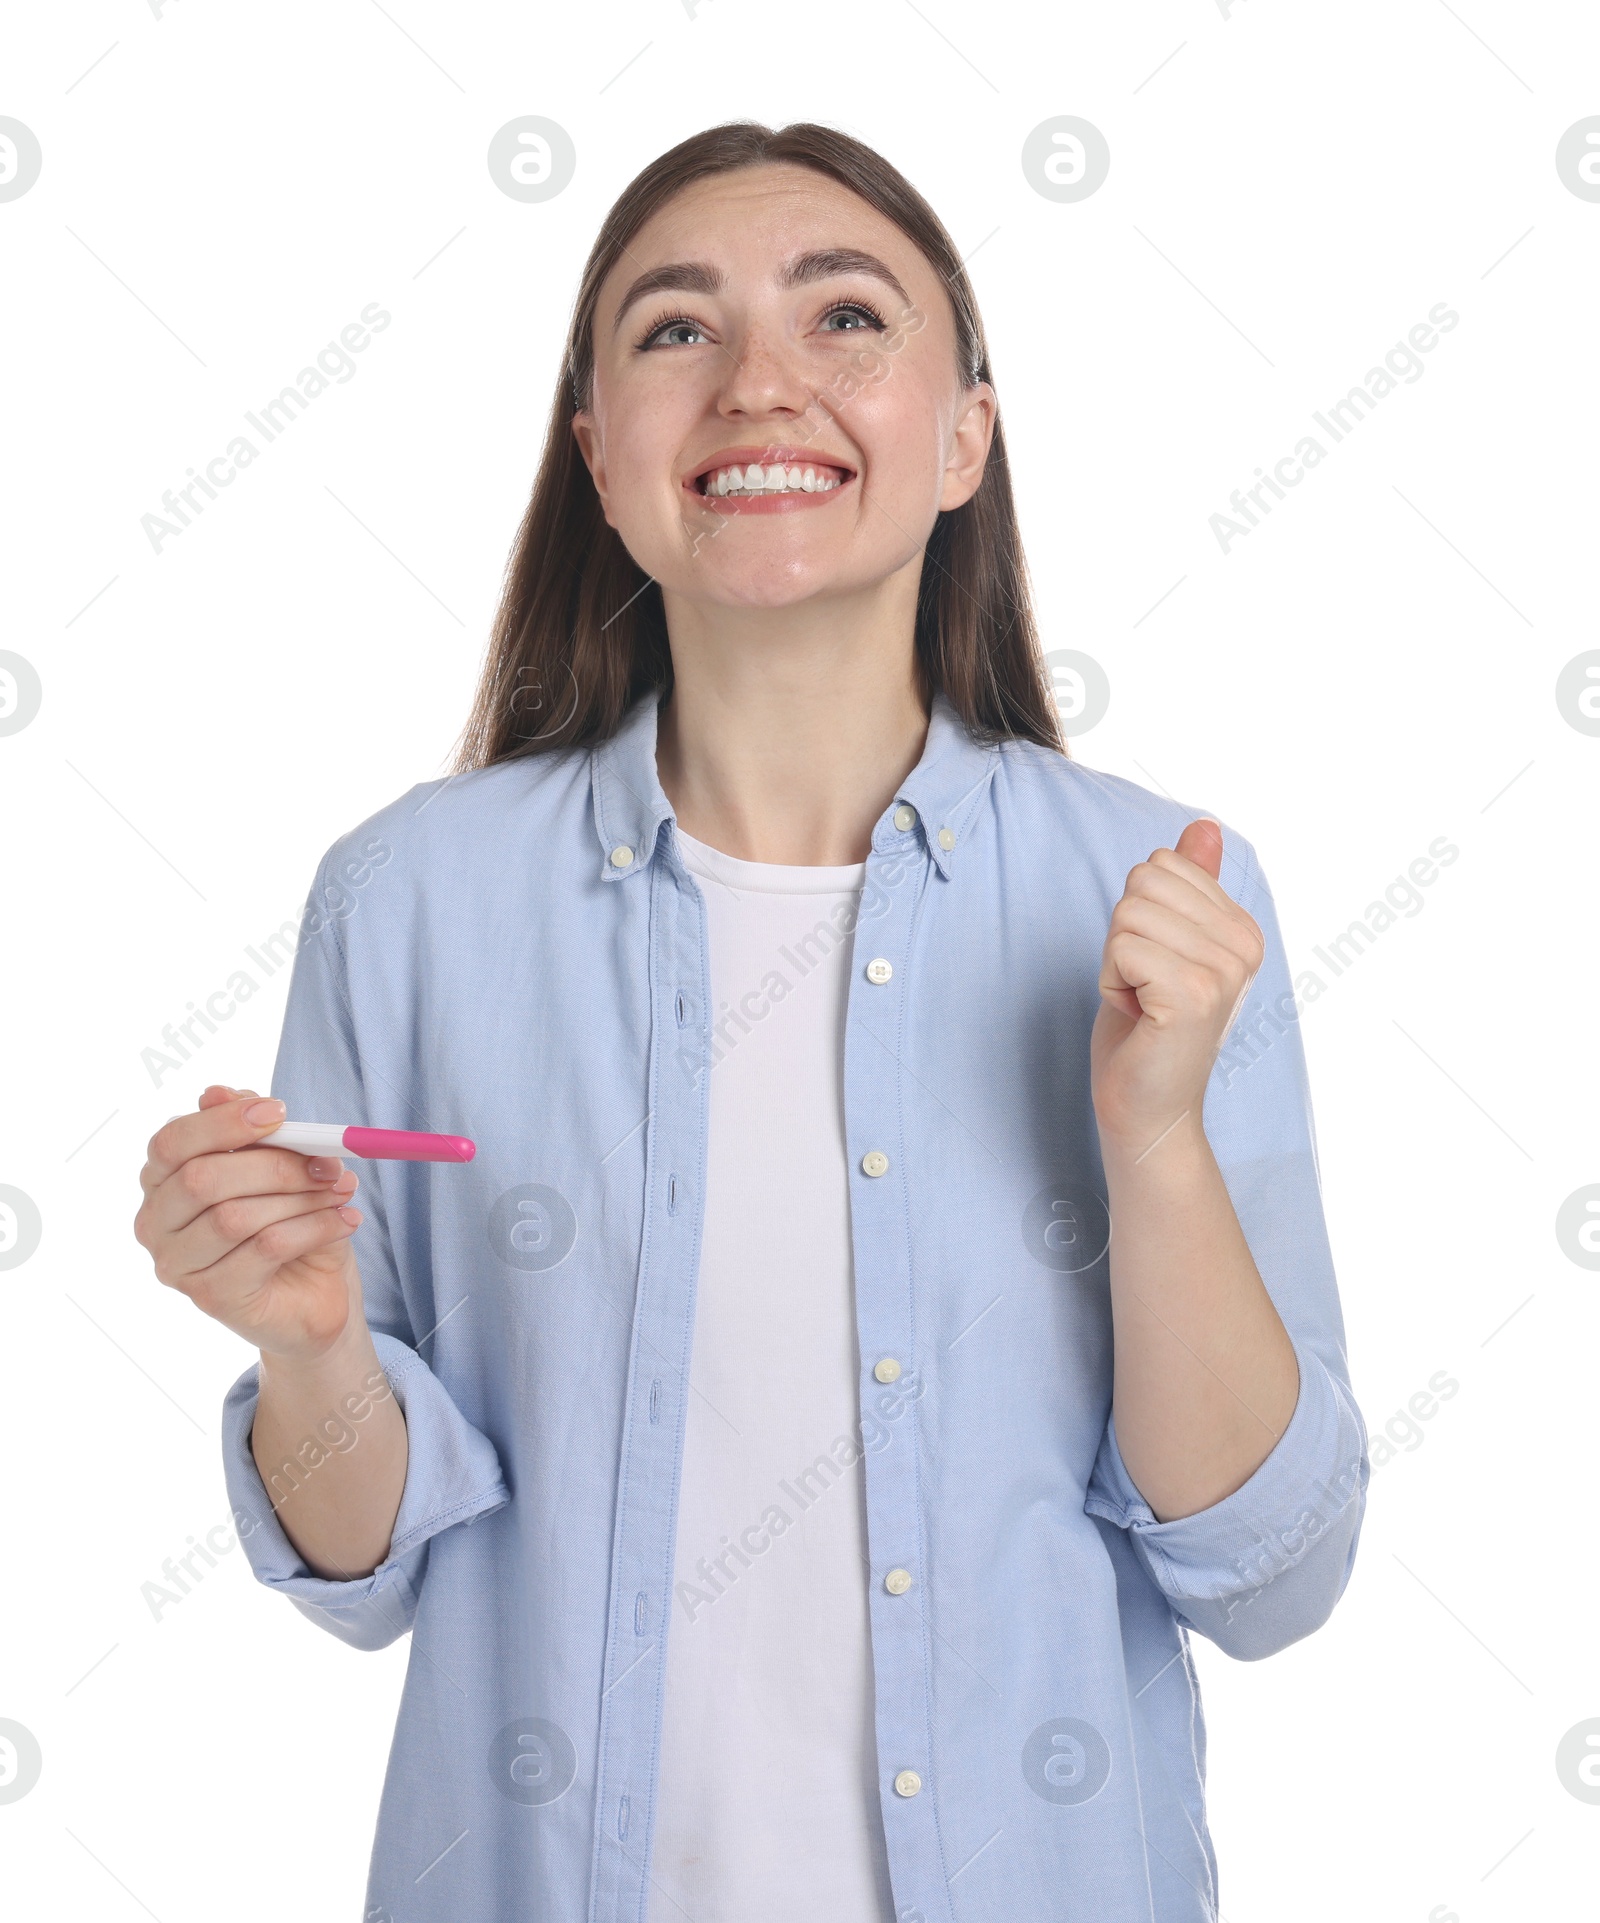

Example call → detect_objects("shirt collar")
590 685 1001 884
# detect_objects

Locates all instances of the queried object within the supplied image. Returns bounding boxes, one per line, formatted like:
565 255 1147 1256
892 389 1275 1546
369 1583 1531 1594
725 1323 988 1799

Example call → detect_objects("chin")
666 530 923 611
675 554 869 611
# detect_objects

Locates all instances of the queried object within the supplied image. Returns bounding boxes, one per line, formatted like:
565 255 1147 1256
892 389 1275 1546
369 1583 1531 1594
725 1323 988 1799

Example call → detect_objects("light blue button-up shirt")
221 687 1368 1922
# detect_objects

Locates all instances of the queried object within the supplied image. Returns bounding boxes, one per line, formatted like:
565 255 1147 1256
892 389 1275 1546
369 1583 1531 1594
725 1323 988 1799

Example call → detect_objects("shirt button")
865 957 893 985
884 1567 913 1595
609 844 634 868
860 1150 889 1178
893 1769 922 1798
937 827 955 851
873 1357 901 1384
893 804 917 832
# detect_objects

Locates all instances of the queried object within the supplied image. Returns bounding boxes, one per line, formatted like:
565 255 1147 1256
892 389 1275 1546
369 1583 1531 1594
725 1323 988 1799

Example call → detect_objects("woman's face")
572 163 995 616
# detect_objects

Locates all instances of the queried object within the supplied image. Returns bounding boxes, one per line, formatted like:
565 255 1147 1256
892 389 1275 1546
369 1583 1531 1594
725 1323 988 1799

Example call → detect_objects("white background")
3 2 1597 1918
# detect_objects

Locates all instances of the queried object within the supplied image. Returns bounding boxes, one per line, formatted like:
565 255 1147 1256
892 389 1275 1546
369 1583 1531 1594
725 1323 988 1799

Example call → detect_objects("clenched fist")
1089 819 1264 1157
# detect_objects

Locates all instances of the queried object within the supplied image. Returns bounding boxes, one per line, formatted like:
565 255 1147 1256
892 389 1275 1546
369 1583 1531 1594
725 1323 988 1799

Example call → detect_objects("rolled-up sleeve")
219 839 509 1650
222 1333 508 1649
1084 832 1369 1661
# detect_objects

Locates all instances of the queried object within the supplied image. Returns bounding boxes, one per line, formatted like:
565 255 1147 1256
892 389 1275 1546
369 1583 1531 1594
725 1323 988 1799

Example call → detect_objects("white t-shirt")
646 826 893 1923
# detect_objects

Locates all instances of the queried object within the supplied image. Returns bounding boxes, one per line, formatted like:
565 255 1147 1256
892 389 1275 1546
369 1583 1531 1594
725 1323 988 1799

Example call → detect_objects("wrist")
1094 1102 1210 1173
258 1305 378 1394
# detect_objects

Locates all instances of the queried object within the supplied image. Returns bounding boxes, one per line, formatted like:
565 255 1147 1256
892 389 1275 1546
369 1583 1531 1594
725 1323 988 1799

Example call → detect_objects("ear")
570 410 615 527
938 381 997 513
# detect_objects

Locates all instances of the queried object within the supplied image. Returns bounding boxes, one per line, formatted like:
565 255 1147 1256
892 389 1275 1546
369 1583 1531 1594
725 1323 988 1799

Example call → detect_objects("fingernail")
337 1206 362 1226
245 1099 286 1125
306 1157 341 1180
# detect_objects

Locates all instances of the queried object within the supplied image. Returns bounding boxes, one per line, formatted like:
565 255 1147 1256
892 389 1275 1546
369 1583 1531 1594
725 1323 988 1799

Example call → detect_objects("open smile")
684 445 857 515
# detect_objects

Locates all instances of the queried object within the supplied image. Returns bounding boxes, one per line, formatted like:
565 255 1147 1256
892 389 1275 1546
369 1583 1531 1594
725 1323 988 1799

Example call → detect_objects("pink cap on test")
344 1127 476 1163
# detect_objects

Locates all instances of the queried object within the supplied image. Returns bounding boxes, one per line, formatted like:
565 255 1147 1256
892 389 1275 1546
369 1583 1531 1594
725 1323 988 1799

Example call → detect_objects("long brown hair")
451 120 1063 771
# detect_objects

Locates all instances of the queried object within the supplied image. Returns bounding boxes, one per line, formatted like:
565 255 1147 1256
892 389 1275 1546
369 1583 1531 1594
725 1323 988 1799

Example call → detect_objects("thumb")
1175 816 1224 882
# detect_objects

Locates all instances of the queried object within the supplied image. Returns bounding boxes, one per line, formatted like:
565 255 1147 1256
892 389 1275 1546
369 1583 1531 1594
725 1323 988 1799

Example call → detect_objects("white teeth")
701 461 846 497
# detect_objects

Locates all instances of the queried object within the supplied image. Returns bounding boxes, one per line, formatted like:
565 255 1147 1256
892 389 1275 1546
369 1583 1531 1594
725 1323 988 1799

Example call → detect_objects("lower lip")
686 474 856 515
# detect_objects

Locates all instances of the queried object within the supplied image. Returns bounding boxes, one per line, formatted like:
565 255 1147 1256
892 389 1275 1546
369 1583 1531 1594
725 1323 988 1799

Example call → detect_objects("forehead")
597 162 938 312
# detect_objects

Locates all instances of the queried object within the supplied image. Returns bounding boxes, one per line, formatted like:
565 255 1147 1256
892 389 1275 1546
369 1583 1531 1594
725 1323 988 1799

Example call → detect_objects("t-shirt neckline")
672 824 866 895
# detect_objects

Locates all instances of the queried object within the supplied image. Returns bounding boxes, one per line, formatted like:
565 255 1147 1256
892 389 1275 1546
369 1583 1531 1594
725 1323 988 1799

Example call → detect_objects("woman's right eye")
638 315 707 350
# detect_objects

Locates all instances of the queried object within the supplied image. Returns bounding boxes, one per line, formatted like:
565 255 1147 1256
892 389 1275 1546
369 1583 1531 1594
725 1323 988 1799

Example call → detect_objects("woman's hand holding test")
134 1087 407 1578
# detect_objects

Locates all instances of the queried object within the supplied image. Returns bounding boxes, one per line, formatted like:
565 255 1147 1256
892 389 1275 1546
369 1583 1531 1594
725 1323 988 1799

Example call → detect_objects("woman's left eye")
818 301 886 334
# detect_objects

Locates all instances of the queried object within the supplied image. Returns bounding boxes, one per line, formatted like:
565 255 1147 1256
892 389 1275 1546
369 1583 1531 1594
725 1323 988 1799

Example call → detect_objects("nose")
713 319 814 424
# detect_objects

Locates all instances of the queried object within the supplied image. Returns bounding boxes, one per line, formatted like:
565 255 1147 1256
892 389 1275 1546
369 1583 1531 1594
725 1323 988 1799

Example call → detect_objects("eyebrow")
610 248 913 333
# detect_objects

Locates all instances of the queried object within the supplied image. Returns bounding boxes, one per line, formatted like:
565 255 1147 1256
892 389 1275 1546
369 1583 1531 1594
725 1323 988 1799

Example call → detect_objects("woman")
134 121 1367 1922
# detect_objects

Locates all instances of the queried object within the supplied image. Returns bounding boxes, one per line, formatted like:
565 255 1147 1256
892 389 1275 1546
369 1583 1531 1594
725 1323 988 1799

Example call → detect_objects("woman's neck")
655 583 930 866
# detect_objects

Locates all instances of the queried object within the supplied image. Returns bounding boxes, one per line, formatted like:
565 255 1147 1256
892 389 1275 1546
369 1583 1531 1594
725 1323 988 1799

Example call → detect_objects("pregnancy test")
256 1122 476 1163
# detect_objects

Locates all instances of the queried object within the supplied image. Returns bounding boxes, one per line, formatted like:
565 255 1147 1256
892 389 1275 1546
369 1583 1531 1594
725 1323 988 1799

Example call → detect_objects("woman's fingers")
178 1201 363 1343
1106 894 1256 988
134 1086 368 1362
135 1089 357 1291
143 1141 350 1245
142 1089 294 1191
1113 858 1264 970
151 1176 359 1299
